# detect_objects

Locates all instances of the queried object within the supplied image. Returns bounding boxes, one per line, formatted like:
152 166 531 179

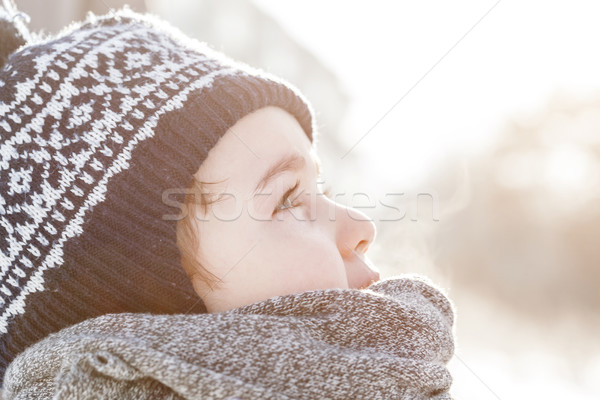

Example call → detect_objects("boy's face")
188 106 379 312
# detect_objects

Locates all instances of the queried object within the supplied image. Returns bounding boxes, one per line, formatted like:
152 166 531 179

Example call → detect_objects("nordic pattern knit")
0 8 316 380
2 275 456 400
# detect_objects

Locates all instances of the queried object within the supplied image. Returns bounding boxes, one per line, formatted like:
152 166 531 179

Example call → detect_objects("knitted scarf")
1 275 455 400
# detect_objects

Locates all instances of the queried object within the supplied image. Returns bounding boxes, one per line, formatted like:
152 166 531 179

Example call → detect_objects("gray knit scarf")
1 275 455 400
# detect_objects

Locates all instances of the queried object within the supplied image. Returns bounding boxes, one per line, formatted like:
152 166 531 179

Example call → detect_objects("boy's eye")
274 179 301 215
273 180 334 215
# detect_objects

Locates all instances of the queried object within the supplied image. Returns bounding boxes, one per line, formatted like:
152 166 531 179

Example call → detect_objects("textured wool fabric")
0 7 316 380
2 275 456 400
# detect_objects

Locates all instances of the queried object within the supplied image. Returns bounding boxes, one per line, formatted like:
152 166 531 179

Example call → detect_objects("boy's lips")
348 252 381 290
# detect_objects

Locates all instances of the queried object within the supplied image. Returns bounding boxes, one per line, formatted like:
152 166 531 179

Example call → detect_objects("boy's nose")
333 202 380 289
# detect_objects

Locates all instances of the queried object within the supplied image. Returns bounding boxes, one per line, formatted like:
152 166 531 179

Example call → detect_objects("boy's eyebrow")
253 152 321 194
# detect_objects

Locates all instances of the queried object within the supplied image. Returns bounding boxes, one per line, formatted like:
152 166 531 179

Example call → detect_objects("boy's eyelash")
274 179 301 214
274 180 333 215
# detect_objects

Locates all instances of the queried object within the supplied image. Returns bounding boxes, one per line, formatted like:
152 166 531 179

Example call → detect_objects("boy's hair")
176 177 225 292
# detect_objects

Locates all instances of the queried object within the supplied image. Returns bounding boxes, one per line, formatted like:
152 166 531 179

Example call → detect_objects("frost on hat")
0 6 316 378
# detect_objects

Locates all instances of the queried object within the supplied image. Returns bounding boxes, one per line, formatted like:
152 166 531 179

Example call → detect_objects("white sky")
252 0 600 188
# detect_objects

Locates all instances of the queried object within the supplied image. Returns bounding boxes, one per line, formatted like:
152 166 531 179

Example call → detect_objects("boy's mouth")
350 252 381 289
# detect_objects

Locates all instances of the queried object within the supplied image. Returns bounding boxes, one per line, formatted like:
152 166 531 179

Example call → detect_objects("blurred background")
14 0 600 398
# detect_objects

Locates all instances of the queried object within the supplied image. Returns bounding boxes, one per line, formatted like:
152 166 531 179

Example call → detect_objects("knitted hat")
0 7 317 378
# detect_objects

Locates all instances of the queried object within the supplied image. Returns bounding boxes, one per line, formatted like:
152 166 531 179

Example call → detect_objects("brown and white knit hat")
0 6 317 378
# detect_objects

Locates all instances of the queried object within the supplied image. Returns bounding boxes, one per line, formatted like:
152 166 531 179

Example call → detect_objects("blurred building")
439 93 600 316
16 0 147 33
419 92 600 374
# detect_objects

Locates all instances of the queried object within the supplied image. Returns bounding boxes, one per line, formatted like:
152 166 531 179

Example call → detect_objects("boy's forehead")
197 144 320 204
198 108 313 178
